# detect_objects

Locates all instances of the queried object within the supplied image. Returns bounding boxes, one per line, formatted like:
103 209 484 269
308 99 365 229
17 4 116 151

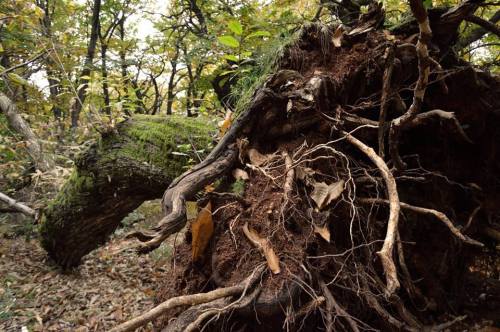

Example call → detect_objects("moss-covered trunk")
40 115 215 268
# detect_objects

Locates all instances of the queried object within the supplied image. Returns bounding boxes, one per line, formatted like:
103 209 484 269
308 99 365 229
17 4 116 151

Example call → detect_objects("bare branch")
110 266 265 332
0 192 36 217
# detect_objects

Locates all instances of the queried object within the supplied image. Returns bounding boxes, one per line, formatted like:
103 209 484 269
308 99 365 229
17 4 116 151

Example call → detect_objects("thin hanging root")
318 277 360 332
127 146 238 253
359 198 484 246
356 273 411 331
295 296 326 318
342 131 401 297
389 0 433 170
110 266 265 332
378 44 395 158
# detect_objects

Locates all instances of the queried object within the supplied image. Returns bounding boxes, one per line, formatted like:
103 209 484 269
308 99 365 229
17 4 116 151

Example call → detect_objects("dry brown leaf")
232 168 249 181
191 202 214 261
314 225 331 242
242 222 280 274
295 166 315 185
310 180 345 210
332 25 344 47
247 148 269 166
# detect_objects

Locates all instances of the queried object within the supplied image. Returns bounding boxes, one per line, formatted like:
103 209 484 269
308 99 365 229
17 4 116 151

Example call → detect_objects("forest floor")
0 200 178 332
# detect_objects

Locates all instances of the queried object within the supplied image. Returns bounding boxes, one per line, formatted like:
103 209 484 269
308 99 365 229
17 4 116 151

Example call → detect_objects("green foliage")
231 179 246 196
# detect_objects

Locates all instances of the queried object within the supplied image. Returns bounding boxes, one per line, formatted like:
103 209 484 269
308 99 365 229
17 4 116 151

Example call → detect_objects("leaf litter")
0 204 176 332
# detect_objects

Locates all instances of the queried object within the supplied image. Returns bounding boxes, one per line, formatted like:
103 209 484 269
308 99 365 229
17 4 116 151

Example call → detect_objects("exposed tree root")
113 1 499 330
358 198 484 247
110 265 264 332
343 131 401 297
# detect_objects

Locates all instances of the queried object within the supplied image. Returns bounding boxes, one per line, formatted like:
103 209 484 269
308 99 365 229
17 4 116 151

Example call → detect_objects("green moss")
231 29 301 115
102 115 216 179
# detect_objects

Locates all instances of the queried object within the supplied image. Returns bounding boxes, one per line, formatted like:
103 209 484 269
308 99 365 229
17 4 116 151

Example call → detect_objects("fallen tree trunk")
40 114 215 268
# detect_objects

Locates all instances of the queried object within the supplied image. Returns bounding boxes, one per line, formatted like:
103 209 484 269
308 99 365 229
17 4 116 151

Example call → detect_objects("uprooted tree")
42 0 499 331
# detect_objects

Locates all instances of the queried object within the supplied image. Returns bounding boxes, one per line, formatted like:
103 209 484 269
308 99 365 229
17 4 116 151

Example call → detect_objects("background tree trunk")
70 0 101 128
0 92 54 171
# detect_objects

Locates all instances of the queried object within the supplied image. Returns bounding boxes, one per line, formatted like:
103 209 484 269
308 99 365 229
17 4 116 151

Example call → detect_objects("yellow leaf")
218 110 233 138
191 202 214 261
242 222 280 274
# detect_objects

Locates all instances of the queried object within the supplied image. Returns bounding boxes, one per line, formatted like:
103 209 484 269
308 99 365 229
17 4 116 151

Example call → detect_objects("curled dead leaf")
232 168 249 181
296 166 315 185
247 148 269 166
314 225 331 243
242 222 281 274
332 25 344 47
191 202 214 261
310 180 345 210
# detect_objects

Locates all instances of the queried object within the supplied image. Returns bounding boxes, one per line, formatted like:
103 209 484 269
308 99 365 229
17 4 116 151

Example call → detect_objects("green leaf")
423 0 433 9
218 35 240 48
223 54 239 62
246 30 271 39
219 69 236 76
7 73 29 86
241 51 252 58
228 20 243 36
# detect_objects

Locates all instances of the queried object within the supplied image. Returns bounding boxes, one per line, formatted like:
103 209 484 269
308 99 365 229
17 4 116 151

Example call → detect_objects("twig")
378 44 395 158
110 266 264 332
389 0 433 170
342 132 401 297
0 50 49 77
359 198 483 247
0 192 36 216
465 14 500 39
